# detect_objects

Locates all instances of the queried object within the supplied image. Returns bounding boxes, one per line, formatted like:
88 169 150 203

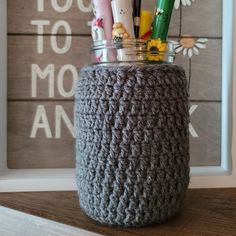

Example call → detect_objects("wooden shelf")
0 189 236 235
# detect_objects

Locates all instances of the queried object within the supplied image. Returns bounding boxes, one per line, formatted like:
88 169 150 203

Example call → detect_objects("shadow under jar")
75 39 190 227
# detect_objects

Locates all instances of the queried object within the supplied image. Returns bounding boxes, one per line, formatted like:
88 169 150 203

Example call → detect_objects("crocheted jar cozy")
75 64 190 227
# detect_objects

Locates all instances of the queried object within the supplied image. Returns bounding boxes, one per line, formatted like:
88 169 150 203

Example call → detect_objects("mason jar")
75 39 190 227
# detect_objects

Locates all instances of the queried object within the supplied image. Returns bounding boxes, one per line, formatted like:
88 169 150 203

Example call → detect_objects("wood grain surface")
175 39 222 101
8 35 91 99
0 189 236 236
8 102 75 169
181 0 222 37
7 0 93 35
189 103 221 166
0 206 102 236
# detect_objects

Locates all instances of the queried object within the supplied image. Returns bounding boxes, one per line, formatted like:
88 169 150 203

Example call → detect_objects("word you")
37 0 92 13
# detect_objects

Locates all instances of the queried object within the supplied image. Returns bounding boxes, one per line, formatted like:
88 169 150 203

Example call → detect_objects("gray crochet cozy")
75 63 190 227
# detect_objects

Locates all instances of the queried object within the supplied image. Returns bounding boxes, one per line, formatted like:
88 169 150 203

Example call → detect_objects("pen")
133 0 142 38
139 10 152 39
111 0 135 60
91 0 114 62
111 0 135 39
92 0 113 41
151 0 175 40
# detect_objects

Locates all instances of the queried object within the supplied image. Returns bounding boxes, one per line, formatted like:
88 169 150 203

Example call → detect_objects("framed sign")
0 0 235 192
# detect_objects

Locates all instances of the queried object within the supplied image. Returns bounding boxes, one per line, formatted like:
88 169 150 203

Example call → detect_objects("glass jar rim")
91 39 175 53
91 39 176 64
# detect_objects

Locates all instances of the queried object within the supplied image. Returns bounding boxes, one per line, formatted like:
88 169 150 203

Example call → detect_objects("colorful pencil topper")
133 0 142 38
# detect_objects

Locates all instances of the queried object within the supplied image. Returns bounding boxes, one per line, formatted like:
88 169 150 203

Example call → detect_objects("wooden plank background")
8 102 75 168
7 0 223 168
8 36 91 99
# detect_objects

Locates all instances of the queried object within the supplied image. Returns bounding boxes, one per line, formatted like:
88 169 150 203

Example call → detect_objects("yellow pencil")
139 10 153 39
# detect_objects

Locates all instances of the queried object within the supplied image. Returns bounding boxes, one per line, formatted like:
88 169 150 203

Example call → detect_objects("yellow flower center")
180 36 196 48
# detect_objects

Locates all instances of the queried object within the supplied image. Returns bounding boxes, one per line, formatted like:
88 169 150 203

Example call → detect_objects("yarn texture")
75 64 190 227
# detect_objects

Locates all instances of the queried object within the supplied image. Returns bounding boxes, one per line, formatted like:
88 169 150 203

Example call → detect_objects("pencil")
139 10 152 39
111 0 135 38
151 0 175 40
133 0 142 38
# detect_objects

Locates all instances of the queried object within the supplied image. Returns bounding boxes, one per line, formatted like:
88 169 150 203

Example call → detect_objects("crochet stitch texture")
75 64 190 227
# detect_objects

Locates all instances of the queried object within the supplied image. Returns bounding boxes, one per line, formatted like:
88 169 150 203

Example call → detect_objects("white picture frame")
0 0 235 192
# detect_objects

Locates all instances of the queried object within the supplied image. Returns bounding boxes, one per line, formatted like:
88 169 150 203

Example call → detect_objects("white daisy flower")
174 0 195 9
173 36 208 58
